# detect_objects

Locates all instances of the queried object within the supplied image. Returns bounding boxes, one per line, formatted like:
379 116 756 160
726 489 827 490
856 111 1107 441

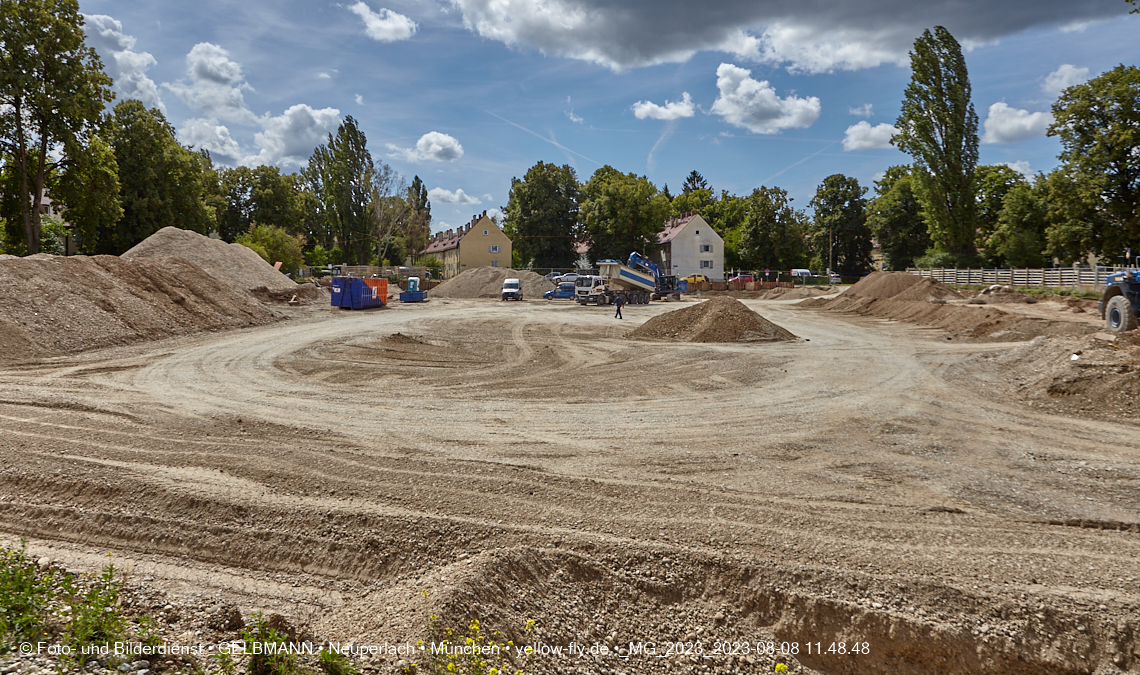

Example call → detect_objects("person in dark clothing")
614 293 625 319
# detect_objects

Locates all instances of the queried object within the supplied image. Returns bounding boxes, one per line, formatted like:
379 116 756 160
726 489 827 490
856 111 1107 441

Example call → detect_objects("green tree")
101 101 210 254
738 186 809 271
1048 64 1140 261
1042 168 1109 265
974 165 1027 256
986 180 1047 268
0 0 114 254
579 166 670 262
681 170 709 194
893 26 979 262
236 223 305 275
809 174 873 275
400 175 431 262
50 135 122 254
216 165 303 242
504 161 580 268
866 166 930 270
304 116 375 265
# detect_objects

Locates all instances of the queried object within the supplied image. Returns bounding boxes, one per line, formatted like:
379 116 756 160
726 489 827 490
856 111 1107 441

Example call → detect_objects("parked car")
554 272 581 284
727 273 754 283
682 273 710 284
501 278 523 301
543 282 578 299
829 272 842 284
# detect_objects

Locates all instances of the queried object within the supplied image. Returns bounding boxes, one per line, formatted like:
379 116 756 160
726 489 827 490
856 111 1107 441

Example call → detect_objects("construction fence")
906 266 1136 290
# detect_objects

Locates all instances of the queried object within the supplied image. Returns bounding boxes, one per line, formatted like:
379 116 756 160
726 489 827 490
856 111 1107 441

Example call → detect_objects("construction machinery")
1099 270 1140 332
575 252 679 305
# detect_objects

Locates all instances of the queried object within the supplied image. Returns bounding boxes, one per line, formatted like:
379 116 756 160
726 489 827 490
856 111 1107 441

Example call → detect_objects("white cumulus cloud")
982 102 1053 144
1001 161 1034 178
251 105 342 167
428 187 482 205
165 43 258 124
83 15 164 112
348 2 418 42
842 121 898 151
709 63 819 134
631 92 695 120
848 103 873 117
1042 64 1090 96
387 132 465 162
179 118 244 165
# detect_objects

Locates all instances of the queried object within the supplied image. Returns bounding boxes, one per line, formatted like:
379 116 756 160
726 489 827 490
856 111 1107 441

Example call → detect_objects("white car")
501 278 523 301
554 272 581 284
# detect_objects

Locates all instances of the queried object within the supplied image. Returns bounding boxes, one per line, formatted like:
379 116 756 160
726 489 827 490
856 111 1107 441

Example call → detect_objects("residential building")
657 213 725 281
422 211 512 279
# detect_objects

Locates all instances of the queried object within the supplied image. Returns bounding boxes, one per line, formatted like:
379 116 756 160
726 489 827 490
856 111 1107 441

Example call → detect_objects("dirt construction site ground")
2 292 1139 675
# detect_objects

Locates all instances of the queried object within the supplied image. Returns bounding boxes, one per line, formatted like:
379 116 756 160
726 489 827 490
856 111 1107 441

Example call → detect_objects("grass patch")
403 591 532 675
0 539 56 650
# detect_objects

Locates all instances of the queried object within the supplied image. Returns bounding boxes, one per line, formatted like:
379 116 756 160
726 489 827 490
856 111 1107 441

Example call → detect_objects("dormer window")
483 230 489 235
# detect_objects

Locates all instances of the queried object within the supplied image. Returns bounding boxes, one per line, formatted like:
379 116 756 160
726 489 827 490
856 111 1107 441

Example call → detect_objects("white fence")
906 266 1135 290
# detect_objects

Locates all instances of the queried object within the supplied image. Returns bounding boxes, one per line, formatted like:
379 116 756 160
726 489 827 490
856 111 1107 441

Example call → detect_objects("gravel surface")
1 298 1137 675
628 296 796 342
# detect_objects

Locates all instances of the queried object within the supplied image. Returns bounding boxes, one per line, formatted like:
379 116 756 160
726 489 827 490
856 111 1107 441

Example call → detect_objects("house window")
483 230 489 235
491 260 499 267
695 230 700 234
700 260 713 269
489 245 501 253
700 244 713 253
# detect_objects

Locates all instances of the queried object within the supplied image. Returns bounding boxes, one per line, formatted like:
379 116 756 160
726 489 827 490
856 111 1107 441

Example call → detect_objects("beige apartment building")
422 212 512 279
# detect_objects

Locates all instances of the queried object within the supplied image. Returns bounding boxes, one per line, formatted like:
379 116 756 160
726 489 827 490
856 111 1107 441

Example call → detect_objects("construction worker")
614 293 625 319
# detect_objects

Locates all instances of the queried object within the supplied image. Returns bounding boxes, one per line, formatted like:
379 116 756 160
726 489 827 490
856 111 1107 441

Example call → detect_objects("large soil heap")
429 266 554 298
123 226 296 293
629 296 796 342
0 254 279 363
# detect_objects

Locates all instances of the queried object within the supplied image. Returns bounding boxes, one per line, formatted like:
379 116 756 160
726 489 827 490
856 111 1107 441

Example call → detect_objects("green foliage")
0 0 114 253
670 189 747 268
318 648 356 675
893 26 979 259
39 215 69 255
738 186 809 271
236 223 306 275
504 161 580 268
1048 64 1140 260
102 100 211 254
304 116 376 266
52 135 123 254
305 244 332 267
986 180 1047 268
0 539 56 648
399 175 430 262
217 166 304 243
59 563 126 663
808 174 873 275
681 170 709 194
580 166 670 262
913 250 960 269
420 255 443 275
242 613 298 675
866 166 930 270
1042 168 1109 264
974 164 1027 252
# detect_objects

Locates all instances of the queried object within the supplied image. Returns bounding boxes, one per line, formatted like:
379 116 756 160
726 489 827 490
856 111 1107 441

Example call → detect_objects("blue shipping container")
330 277 385 309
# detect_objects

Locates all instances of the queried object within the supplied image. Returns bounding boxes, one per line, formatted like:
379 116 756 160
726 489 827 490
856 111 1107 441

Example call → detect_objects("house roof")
657 213 710 244
422 212 501 255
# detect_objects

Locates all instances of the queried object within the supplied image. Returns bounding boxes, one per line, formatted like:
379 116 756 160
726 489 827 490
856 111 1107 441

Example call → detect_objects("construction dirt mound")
123 226 297 293
429 266 554 299
842 270 925 299
0 254 281 364
628 296 797 342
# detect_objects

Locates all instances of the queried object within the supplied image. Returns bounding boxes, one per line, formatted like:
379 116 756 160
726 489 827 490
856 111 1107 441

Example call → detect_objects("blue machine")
1099 269 1140 332
627 251 678 293
399 276 429 303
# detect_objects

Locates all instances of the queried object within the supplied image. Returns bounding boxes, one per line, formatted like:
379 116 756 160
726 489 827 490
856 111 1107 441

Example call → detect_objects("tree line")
507 26 1138 274
0 0 431 273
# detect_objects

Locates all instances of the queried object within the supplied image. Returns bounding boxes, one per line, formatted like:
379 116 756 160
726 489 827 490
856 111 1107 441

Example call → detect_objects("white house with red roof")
657 213 724 281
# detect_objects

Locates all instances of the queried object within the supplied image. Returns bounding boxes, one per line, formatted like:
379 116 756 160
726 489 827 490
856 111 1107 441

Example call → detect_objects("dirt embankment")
429 266 555 298
0 254 282 364
628 296 796 342
801 272 1094 342
123 226 298 293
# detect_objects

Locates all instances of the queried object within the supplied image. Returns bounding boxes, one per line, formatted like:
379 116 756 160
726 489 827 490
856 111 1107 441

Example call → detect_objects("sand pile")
0 254 280 364
842 271 925 299
628 297 796 342
429 266 554 298
891 277 964 302
123 227 297 293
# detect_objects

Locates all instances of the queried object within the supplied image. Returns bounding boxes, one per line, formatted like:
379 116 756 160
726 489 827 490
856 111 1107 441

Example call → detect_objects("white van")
501 278 523 301
790 268 812 277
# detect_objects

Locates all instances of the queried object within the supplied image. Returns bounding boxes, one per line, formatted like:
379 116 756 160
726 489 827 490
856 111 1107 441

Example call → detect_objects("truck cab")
575 275 608 304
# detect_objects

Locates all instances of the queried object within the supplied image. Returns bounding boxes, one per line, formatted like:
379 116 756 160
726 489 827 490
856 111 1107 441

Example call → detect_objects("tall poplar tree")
893 26 979 263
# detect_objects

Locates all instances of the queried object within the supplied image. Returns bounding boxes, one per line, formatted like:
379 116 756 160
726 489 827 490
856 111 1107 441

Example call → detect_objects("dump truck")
575 252 679 305
1099 269 1140 332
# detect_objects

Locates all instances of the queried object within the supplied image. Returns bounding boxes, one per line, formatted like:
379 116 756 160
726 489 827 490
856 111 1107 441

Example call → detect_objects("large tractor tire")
1105 295 1138 332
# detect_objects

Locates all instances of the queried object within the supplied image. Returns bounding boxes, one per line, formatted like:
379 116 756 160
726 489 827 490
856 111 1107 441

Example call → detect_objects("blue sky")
78 0 1139 233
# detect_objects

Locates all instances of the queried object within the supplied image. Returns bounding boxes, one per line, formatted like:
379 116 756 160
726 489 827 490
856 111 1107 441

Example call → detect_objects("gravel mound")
890 277 964 302
628 296 796 342
843 271 925 299
0 254 280 364
429 266 554 298
123 227 296 293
